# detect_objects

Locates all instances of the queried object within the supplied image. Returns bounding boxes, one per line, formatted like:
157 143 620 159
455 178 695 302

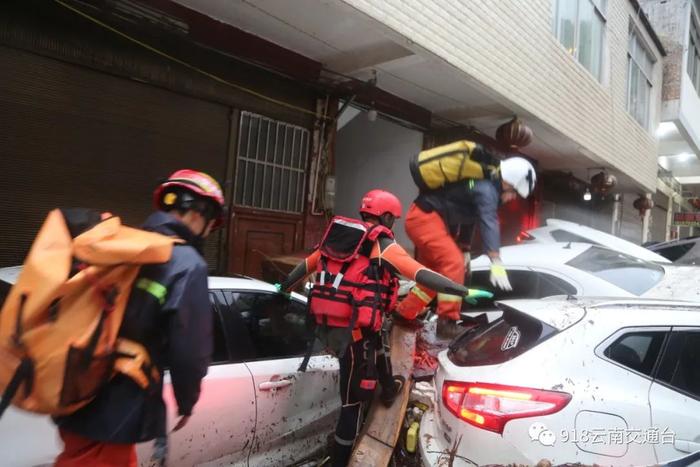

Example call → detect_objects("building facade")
0 0 671 277
642 0 700 240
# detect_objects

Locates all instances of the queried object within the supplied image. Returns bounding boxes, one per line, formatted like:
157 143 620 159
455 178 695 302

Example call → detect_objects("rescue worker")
397 154 537 322
54 169 225 467
277 189 491 467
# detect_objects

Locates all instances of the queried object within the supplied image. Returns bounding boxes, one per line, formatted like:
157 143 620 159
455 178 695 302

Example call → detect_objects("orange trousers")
55 429 137 467
396 204 465 320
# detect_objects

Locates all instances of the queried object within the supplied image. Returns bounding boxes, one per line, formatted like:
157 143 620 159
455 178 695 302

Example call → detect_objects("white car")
0 267 339 467
459 242 700 324
520 218 670 263
420 297 700 466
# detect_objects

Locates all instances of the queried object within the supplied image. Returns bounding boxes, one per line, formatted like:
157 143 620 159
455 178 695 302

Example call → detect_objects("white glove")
489 260 512 292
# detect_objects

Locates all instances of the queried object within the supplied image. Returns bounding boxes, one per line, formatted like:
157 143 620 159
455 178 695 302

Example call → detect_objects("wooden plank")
349 325 417 467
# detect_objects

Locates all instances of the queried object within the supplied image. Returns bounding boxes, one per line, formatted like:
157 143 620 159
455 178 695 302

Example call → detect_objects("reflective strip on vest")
136 278 167 305
411 286 432 304
437 292 462 303
332 272 344 290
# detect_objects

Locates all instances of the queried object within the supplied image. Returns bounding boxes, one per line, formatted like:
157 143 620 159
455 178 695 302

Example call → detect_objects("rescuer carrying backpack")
0 208 179 419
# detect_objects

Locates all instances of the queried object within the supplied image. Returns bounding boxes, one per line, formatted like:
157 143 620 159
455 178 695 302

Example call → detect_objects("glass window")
448 308 558 366
657 330 700 399
689 16 700 95
627 29 654 128
567 246 665 295
654 242 695 262
467 270 576 311
208 292 232 364
225 291 312 361
212 290 259 363
553 0 606 81
604 331 666 376
234 112 310 213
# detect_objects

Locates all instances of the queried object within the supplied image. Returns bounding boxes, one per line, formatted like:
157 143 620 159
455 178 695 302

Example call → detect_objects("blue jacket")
415 179 502 254
56 212 213 443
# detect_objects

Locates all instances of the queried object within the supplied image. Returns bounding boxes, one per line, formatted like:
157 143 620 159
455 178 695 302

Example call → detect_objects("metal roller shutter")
620 195 642 244
651 206 667 242
0 45 229 268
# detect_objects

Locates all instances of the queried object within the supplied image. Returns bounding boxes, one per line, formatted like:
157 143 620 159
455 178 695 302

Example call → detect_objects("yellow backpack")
0 209 179 418
410 140 499 191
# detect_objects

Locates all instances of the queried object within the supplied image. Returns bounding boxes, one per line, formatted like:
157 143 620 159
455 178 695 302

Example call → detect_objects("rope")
54 0 329 120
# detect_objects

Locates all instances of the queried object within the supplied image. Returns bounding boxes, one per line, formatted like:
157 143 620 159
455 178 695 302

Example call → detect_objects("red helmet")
359 189 402 218
153 169 225 228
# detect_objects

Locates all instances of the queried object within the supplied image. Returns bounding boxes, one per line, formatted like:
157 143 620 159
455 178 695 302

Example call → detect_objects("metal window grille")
234 111 310 213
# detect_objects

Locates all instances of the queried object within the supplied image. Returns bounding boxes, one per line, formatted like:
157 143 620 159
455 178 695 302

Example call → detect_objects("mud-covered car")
420 297 700 466
0 267 339 467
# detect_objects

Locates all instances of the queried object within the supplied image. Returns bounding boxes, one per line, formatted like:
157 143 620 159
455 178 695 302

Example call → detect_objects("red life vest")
309 216 399 332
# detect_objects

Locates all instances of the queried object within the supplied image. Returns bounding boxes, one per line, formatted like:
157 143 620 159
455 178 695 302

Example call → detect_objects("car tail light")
516 231 534 243
442 381 571 434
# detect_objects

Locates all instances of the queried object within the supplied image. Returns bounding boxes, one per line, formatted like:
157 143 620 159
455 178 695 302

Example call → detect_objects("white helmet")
500 157 536 198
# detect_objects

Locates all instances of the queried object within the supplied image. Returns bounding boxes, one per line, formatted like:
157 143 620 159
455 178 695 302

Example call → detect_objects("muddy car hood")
643 265 700 301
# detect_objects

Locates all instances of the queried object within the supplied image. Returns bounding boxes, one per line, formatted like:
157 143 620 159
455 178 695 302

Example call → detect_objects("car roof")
534 219 670 263
498 296 700 330
496 298 586 330
208 274 277 292
471 242 593 268
0 266 303 300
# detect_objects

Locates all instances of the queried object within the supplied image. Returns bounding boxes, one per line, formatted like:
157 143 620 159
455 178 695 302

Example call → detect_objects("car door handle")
259 379 293 391
675 439 700 454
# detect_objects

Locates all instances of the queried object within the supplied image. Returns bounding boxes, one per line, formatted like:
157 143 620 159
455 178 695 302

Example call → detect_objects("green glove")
274 283 291 299
464 288 493 305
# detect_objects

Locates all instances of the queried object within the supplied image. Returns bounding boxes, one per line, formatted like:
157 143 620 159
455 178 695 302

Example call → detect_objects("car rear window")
448 308 557 366
566 246 664 295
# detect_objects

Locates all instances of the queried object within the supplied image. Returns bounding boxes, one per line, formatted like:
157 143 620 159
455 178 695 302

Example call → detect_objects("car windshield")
566 246 665 295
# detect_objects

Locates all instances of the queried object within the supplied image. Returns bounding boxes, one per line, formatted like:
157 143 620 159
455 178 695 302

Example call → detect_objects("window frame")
208 290 234 365
217 288 314 363
553 0 607 82
654 326 700 402
626 26 656 129
595 327 671 381
688 11 700 95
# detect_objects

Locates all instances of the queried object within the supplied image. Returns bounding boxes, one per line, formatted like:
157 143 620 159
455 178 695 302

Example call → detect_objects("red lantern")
633 196 654 216
496 117 533 149
590 172 617 196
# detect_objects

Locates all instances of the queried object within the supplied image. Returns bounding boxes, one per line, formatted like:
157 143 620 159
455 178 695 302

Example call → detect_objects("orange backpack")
0 208 179 418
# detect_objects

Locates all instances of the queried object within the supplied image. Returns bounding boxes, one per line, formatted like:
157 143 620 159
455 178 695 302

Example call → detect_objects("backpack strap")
319 256 327 287
332 261 352 290
0 357 34 418
297 289 318 373
0 294 35 419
